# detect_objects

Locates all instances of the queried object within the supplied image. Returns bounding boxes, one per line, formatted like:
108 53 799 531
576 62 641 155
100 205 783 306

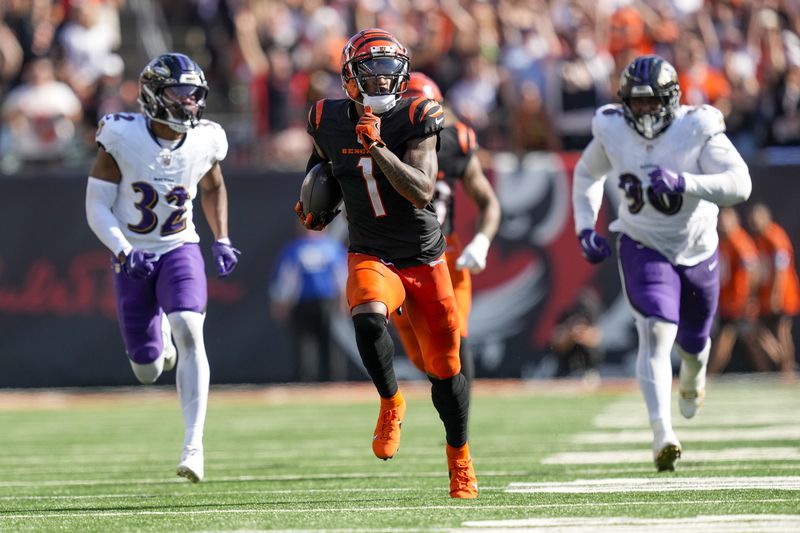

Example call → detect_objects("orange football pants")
390 234 471 375
347 251 461 378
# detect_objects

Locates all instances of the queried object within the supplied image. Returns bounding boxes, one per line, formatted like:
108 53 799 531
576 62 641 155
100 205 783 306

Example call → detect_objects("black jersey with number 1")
307 97 446 268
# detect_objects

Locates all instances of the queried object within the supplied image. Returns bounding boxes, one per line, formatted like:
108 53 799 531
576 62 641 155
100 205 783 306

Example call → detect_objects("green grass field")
0 376 798 532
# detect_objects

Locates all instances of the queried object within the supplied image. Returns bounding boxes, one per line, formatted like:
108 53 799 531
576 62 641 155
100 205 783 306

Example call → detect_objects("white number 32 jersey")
96 113 228 256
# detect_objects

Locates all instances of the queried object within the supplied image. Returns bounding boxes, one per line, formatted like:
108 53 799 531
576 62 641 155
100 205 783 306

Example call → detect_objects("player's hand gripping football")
212 239 241 278
578 229 612 264
294 201 339 231
355 106 384 150
648 166 686 195
120 248 157 280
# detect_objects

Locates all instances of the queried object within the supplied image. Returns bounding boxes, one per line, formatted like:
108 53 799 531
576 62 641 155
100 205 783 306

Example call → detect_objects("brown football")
300 162 343 228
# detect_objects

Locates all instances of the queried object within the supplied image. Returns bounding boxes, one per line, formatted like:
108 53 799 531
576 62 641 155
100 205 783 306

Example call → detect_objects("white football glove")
455 233 491 273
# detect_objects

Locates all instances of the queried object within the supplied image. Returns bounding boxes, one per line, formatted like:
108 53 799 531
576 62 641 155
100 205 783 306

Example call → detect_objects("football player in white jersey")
572 55 751 471
85 53 240 482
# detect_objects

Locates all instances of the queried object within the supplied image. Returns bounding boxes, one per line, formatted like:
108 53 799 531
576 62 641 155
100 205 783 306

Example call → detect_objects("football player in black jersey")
295 28 477 498
391 72 500 384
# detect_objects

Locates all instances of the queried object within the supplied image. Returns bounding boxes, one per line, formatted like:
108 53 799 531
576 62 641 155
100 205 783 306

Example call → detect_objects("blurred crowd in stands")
2 0 800 172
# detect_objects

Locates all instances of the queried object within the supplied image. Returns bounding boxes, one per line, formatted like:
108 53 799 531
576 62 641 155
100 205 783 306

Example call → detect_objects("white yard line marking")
542 447 800 465
506 476 800 493
573 425 800 444
0 470 527 489
0 499 796 520
0 487 509 500
567 464 800 475
455 515 800 532
593 411 800 429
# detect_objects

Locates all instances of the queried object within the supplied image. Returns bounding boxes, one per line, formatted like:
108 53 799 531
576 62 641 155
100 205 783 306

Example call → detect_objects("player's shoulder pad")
684 104 726 137
95 112 141 152
407 96 445 132
197 118 228 161
591 103 624 138
307 99 327 134
452 121 478 156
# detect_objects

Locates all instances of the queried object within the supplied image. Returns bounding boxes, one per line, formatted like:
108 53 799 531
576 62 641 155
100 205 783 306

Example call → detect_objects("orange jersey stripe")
315 99 325 130
408 96 426 123
455 122 470 154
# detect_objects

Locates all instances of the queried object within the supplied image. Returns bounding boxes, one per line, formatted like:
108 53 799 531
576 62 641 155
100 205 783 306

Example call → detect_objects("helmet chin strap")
362 94 397 113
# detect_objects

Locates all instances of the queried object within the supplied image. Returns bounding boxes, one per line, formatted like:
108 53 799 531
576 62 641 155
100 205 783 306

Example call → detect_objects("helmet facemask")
619 56 680 139
344 54 409 113
160 85 208 131
622 92 678 139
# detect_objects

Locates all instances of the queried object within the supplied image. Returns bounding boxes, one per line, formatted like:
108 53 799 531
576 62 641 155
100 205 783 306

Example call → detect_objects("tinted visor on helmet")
356 57 407 95
162 85 207 104
358 57 406 76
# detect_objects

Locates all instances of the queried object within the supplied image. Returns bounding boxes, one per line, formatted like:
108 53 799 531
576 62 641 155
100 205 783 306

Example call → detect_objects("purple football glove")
212 240 241 278
122 248 156 280
648 166 685 195
578 229 612 264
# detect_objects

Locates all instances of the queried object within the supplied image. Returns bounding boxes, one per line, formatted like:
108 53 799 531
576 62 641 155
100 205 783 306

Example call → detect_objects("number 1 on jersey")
358 157 387 217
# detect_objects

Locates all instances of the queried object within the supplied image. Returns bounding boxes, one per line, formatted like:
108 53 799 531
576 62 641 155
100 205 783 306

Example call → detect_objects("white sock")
677 339 710 390
169 311 209 450
634 316 678 427
651 418 677 440
676 339 710 375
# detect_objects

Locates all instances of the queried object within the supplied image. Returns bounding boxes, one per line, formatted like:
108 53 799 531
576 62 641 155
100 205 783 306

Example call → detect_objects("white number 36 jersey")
574 104 749 266
96 113 228 256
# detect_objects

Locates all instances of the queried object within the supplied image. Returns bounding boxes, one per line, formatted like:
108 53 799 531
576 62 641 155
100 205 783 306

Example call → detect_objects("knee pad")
352 313 387 342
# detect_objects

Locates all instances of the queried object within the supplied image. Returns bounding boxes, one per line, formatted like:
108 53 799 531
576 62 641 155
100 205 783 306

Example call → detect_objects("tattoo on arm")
370 135 438 208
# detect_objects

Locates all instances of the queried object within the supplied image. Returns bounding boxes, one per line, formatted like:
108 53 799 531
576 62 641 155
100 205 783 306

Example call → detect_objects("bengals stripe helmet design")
341 28 410 102
405 72 443 102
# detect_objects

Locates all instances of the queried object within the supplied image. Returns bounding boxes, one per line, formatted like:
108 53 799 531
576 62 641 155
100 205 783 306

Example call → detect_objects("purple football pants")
617 234 719 354
112 243 207 364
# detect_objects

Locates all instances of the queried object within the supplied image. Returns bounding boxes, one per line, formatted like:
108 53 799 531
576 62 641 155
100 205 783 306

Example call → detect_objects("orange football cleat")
372 391 406 460
446 443 478 499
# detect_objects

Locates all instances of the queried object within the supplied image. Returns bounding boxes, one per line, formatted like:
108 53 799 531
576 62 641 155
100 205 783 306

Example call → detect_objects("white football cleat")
678 358 706 419
652 432 682 472
176 447 204 483
160 313 177 372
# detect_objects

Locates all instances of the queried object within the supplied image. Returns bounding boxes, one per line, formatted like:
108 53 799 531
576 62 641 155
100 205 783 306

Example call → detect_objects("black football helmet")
138 53 208 133
618 55 681 139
